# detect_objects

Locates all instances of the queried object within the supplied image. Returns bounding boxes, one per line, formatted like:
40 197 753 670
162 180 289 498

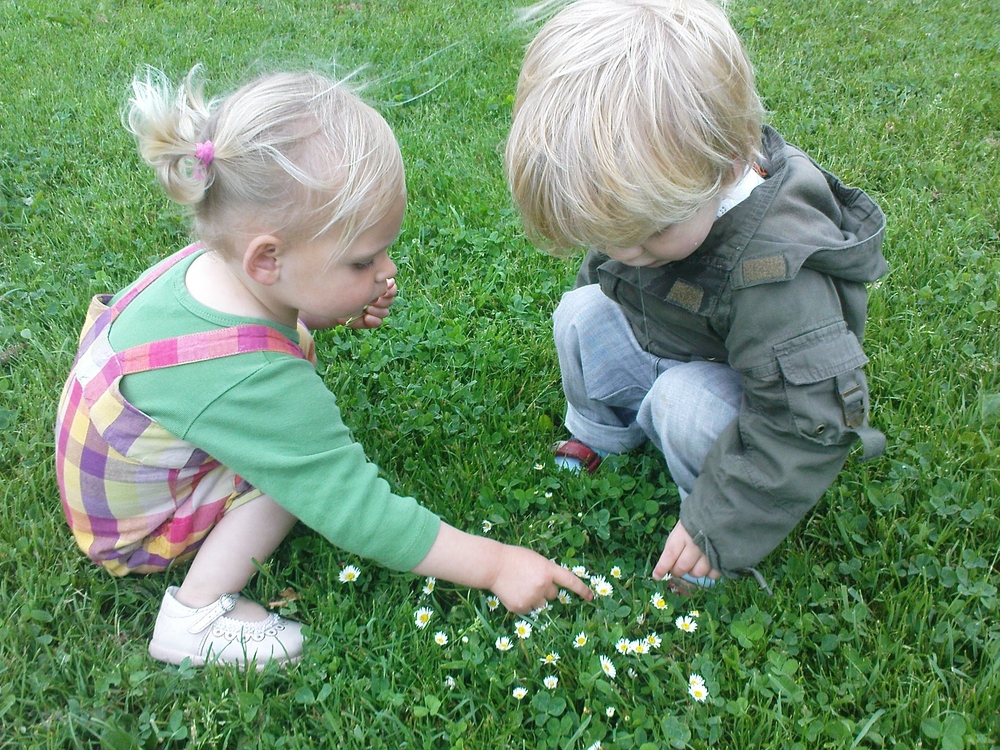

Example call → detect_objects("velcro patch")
742 255 787 284
666 279 704 312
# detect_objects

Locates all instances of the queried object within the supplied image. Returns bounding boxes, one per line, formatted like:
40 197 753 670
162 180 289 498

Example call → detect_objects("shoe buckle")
188 593 239 634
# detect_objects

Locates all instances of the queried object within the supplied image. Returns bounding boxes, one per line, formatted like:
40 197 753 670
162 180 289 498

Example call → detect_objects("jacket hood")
726 127 888 290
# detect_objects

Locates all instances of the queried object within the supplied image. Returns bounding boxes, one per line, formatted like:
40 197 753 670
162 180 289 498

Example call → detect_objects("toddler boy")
504 0 887 587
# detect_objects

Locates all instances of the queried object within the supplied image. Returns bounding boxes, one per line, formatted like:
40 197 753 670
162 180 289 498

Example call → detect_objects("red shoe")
552 439 602 474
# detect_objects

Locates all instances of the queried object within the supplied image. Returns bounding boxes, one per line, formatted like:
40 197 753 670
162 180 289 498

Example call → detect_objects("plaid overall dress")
55 245 316 575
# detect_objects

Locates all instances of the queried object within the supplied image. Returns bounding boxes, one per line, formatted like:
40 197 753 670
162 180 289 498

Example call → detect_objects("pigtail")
124 65 216 206
122 65 404 258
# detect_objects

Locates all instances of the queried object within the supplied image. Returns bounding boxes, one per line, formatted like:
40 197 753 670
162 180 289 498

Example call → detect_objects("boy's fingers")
652 540 680 581
555 566 594 601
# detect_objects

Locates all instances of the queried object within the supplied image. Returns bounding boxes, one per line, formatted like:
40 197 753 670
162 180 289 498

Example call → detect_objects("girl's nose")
377 254 397 281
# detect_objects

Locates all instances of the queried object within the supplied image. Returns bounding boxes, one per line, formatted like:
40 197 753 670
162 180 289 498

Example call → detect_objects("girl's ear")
243 235 283 286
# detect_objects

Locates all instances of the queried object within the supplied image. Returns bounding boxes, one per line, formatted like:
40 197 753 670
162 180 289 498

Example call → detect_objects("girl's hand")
298 279 398 331
346 278 397 329
652 520 721 582
410 523 593 614
490 545 594 614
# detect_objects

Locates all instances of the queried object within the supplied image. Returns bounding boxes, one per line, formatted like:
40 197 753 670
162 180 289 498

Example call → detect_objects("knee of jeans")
646 370 686 427
554 286 599 343
646 366 740 455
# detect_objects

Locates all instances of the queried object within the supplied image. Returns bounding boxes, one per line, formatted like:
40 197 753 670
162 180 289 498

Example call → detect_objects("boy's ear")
242 235 283 286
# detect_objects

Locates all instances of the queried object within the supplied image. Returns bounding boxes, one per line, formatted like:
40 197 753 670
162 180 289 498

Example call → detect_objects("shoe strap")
188 593 239 634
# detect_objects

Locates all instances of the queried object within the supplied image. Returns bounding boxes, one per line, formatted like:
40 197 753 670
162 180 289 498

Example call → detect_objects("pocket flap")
775 322 868 385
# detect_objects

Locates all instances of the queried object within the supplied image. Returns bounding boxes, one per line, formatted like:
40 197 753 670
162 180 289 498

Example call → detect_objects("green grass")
2 0 999 747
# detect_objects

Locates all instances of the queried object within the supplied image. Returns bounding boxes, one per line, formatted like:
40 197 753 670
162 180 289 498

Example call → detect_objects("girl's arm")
410 522 594 613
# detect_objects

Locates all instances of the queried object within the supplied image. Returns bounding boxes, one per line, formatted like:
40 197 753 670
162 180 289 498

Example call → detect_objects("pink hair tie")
194 140 215 166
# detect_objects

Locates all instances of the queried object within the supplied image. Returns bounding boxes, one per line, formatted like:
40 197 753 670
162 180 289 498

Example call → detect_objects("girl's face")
280 194 404 326
602 196 722 267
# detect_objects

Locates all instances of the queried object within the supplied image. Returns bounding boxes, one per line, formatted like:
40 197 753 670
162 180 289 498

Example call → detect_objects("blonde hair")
505 0 764 253
125 65 405 257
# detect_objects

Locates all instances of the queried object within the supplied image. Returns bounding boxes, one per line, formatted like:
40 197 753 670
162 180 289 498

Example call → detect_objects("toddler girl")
56 66 590 670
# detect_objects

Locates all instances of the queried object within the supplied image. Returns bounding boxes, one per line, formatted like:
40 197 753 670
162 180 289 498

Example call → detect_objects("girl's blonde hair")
125 66 405 257
505 0 764 253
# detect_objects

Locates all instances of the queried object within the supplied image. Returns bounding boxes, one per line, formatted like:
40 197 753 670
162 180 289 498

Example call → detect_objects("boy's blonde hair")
126 66 404 257
505 0 764 253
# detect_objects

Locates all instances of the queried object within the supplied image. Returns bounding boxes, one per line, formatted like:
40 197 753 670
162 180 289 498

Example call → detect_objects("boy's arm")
680 269 878 576
411 522 594 613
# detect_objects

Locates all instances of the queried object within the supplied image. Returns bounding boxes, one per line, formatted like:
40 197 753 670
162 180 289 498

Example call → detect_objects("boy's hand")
491 545 594 614
652 520 721 582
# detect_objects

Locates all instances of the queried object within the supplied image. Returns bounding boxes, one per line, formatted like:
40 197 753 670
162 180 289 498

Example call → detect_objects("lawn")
1 0 998 747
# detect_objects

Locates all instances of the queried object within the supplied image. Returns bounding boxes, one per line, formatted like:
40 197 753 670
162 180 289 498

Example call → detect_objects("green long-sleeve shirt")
108 248 440 571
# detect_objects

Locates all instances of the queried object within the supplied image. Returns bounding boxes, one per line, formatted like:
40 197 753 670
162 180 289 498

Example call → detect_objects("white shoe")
148 586 303 670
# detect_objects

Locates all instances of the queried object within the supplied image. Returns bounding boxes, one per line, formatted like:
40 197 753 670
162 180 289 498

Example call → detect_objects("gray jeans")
553 284 743 498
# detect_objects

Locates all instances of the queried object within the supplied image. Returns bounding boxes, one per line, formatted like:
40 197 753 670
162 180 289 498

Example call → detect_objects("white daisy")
689 673 706 689
512 686 528 700
486 595 500 611
650 592 667 610
586 742 601 750
573 632 588 648
606 706 615 718
540 652 560 664
557 589 572 604
615 638 630 654
414 607 433 629
610 566 622 579
543 675 559 689
591 576 614 597
444 675 456 690
599 654 617 680
688 682 709 702
675 615 697 632
433 631 448 646
422 577 436 594
571 565 589 579
338 565 361 583
495 636 513 652
482 520 493 533
514 620 533 639
530 602 552 617
645 632 662 649
631 640 649 655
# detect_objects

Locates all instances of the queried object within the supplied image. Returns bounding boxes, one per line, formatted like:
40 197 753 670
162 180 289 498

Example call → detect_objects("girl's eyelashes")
353 258 377 270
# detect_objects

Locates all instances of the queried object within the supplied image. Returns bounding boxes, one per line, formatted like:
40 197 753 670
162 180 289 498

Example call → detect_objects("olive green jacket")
576 126 887 577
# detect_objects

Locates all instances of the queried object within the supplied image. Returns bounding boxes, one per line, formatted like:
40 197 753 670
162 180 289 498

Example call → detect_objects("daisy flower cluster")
688 673 710 702
365 551 714 750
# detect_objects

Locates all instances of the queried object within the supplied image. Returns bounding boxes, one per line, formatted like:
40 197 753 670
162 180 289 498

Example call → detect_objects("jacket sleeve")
679 267 875 576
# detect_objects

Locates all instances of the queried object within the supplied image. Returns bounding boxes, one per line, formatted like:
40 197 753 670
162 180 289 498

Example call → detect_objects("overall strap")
115 324 307 376
107 244 204 322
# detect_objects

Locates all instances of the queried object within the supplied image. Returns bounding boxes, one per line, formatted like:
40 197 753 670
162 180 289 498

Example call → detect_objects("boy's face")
602 196 722 267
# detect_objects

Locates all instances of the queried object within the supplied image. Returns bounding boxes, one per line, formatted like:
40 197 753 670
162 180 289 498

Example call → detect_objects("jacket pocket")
775 322 869 446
